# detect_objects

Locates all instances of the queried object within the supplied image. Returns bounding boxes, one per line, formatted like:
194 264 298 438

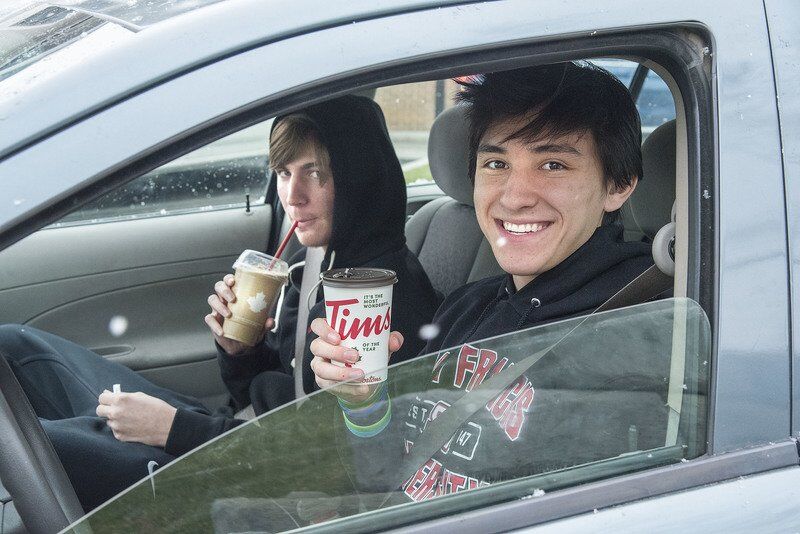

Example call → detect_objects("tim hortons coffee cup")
321 268 398 383
222 250 289 346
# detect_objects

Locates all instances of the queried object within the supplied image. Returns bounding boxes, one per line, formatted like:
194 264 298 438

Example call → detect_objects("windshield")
68 298 710 532
0 0 225 82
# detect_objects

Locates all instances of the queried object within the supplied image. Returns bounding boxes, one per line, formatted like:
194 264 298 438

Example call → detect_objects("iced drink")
321 268 397 383
223 250 289 346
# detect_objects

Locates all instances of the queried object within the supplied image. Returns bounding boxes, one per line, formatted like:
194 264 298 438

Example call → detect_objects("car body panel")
0 0 469 161
763 0 800 439
524 465 800 533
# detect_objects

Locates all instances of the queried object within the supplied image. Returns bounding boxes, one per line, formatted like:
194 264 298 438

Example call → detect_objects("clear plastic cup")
222 250 289 346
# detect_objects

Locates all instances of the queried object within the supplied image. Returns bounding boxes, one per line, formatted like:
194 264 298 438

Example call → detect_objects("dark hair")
269 113 331 173
456 62 643 196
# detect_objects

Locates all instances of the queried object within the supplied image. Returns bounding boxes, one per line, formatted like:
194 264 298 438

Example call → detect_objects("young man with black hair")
309 62 666 500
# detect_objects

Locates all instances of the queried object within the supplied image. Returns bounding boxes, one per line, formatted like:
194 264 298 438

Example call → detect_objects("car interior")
0 56 701 533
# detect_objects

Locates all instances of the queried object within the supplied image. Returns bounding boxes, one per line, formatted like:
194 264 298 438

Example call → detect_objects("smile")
500 220 551 235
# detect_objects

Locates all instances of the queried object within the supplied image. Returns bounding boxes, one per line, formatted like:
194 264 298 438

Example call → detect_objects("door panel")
0 203 271 407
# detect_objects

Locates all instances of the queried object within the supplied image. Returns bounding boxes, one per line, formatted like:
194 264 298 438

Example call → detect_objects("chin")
496 255 548 279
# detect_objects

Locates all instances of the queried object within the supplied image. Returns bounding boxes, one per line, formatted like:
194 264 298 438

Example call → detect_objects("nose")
499 167 540 212
284 174 307 207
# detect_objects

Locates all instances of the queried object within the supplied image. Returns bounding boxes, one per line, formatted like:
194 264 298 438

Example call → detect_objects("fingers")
224 274 235 287
214 279 236 303
389 331 404 353
207 294 232 318
205 313 224 336
310 356 364 382
310 318 340 344
309 337 359 365
264 317 275 330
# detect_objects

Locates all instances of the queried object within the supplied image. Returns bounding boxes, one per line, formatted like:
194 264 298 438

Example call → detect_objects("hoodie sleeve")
164 408 245 457
217 337 282 410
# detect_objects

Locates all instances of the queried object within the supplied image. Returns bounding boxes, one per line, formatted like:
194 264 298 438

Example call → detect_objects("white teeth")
503 221 547 234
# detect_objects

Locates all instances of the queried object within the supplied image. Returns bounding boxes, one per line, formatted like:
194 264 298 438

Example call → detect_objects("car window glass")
50 120 272 227
378 60 674 190
70 298 710 532
375 80 460 187
638 69 677 138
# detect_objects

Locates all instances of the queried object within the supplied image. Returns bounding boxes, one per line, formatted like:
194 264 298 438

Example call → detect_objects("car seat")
622 119 677 243
405 105 503 297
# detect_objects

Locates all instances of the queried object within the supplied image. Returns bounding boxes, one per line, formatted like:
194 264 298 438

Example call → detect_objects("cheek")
276 184 288 207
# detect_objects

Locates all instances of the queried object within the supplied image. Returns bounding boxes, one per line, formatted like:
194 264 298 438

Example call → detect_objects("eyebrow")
477 143 506 154
477 142 582 157
531 144 582 156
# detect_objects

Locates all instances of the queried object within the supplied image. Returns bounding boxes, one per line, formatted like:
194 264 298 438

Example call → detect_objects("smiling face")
274 140 335 248
474 118 636 290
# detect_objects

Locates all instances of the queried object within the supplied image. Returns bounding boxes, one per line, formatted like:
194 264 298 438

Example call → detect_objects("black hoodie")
164 96 441 456
340 223 669 501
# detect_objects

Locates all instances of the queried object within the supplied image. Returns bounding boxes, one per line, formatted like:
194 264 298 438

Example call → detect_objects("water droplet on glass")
109 316 129 337
160 209 167 215
418 323 441 341
13 198 25 206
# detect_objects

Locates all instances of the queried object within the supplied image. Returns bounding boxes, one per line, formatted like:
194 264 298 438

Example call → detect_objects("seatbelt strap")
393 264 673 488
294 246 325 400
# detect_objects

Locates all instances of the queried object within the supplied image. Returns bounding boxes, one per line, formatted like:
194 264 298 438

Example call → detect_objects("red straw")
270 220 299 268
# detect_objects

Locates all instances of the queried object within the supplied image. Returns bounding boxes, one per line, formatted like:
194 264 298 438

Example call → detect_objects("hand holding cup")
309 317 404 403
204 274 275 355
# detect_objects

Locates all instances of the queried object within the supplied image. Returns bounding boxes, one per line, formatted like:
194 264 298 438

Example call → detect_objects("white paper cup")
321 268 398 383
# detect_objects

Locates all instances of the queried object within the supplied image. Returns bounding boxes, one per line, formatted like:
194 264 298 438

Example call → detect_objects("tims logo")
326 299 391 340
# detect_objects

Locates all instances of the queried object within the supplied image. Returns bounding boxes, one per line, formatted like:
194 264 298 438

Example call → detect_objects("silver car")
0 0 797 532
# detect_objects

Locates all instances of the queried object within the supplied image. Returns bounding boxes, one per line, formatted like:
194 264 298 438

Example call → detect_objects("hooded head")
270 95 407 267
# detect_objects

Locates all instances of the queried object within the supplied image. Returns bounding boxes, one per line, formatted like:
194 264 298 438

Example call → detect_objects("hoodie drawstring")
516 297 542 329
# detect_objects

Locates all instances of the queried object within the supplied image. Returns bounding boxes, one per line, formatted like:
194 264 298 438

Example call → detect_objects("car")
0 0 797 532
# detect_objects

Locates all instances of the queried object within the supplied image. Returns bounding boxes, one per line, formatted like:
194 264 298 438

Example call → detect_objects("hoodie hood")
272 95 407 268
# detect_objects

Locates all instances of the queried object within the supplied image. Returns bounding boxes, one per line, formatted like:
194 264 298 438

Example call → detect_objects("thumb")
389 331 404 354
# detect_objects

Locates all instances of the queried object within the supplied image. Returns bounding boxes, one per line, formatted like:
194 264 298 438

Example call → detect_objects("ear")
603 176 638 212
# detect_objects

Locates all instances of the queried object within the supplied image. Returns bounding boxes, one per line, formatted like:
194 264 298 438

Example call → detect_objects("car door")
0 121 273 408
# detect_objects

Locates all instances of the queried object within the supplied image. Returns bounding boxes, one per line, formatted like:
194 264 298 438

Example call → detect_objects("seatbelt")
294 246 325 400
392 264 673 488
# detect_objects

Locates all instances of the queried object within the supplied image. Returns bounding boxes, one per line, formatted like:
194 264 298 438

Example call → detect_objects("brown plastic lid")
321 268 398 288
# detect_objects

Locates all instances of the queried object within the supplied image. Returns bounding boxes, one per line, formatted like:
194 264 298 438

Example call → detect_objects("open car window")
69 297 710 532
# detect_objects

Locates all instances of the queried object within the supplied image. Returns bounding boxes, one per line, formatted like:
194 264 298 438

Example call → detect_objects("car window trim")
327 441 797 534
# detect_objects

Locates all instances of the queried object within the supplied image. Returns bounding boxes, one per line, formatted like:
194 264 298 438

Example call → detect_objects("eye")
274 169 290 179
309 169 321 179
484 160 508 170
541 161 566 171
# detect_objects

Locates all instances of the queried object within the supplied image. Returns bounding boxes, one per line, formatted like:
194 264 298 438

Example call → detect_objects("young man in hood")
0 96 440 510
308 63 668 499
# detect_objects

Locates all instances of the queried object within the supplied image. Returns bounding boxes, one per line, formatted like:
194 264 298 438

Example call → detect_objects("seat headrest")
427 105 474 206
624 120 677 239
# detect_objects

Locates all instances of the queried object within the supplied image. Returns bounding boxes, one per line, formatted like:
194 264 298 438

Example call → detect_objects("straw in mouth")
269 219 299 269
